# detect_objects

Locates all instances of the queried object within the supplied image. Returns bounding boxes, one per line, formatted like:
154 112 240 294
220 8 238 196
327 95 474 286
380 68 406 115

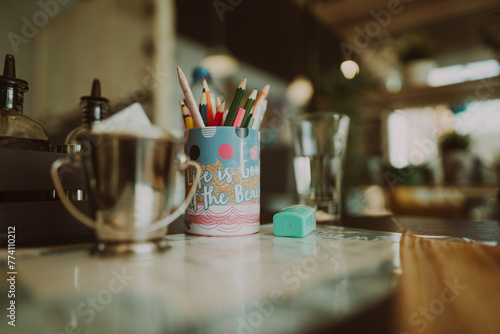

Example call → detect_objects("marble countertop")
1 225 404 334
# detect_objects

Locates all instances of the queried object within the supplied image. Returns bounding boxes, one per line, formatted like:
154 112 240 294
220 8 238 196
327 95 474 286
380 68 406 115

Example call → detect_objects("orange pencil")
251 84 270 113
203 78 214 126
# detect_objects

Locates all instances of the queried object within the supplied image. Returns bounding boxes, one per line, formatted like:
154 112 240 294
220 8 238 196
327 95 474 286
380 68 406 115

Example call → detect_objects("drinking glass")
288 112 350 223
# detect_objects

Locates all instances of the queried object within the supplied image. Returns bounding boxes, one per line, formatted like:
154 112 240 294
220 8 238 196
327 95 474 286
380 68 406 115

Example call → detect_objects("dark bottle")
65 79 109 144
0 54 52 151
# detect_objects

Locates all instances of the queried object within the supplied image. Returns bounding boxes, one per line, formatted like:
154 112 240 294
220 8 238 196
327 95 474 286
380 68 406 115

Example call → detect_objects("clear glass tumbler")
288 112 350 223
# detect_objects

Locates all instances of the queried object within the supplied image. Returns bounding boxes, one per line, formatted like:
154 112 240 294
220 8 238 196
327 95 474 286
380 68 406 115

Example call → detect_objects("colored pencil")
216 97 222 112
252 84 270 114
177 66 205 128
203 79 214 126
250 99 264 129
224 76 247 126
255 100 268 129
179 100 194 130
213 100 225 126
200 91 207 126
219 100 226 113
179 100 191 117
222 108 229 125
232 108 246 127
241 89 257 128
246 117 255 129
185 117 194 130
213 112 223 127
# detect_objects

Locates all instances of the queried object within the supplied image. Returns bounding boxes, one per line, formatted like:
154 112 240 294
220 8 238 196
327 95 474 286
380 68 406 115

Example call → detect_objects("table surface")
1 216 498 334
342 215 500 243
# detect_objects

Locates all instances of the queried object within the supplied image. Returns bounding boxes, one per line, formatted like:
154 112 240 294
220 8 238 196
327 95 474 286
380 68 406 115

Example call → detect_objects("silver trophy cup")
51 133 201 257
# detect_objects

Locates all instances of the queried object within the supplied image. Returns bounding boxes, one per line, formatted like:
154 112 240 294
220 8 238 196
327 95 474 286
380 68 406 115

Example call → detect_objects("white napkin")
92 103 166 138
92 102 151 132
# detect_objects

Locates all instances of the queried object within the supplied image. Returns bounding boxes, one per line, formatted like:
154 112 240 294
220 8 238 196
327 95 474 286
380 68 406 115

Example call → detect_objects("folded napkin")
92 102 174 139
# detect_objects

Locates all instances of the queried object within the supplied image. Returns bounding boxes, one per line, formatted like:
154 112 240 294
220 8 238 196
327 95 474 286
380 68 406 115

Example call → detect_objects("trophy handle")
146 157 201 232
51 156 98 230
51 154 201 235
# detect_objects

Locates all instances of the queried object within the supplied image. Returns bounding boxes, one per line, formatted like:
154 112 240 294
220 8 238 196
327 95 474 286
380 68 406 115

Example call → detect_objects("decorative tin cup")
184 127 260 236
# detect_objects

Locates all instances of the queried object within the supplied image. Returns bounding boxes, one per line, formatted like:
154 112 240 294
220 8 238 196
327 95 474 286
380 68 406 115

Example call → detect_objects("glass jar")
0 54 52 151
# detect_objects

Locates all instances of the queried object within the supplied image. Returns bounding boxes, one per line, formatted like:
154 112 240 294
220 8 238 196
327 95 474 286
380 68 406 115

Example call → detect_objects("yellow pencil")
179 100 194 130
185 117 194 130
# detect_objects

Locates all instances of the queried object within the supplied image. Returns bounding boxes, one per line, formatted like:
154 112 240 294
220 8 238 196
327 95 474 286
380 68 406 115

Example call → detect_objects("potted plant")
398 34 437 87
440 131 475 185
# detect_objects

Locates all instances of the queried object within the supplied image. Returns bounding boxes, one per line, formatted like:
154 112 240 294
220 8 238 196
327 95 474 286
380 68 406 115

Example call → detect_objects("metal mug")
51 133 201 257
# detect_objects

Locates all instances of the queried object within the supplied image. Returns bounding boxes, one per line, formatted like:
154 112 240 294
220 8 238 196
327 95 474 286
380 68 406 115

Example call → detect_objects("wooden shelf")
363 75 500 110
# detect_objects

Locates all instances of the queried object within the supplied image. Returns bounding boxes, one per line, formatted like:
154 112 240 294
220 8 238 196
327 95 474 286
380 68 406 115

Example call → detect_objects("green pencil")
241 89 257 128
224 76 247 126
246 117 255 129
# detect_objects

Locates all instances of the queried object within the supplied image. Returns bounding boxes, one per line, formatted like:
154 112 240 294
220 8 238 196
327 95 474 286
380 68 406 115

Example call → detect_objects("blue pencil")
200 91 208 126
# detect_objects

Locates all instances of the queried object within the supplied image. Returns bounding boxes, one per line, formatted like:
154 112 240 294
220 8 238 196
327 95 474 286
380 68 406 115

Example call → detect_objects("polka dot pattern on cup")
218 143 234 160
250 145 259 161
190 145 200 160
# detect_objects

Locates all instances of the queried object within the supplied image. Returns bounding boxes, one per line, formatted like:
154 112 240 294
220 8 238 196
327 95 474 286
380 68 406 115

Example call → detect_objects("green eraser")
273 205 316 238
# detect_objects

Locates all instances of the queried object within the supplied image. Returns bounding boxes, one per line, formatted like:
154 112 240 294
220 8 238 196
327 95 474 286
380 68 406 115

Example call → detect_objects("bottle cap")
81 79 109 103
192 67 211 81
0 54 28 92
80 79 109 125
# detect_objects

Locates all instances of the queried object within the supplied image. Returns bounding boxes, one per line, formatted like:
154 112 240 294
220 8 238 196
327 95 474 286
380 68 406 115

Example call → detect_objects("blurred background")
2 0 500 222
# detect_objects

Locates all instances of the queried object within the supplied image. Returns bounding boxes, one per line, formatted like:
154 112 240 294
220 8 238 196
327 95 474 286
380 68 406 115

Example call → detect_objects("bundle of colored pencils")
177 66 270 130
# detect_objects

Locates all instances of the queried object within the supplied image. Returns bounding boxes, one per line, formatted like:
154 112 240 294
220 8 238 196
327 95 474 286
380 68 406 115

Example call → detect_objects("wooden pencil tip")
240 76 247 89
263 84 271 94
250 89 258 99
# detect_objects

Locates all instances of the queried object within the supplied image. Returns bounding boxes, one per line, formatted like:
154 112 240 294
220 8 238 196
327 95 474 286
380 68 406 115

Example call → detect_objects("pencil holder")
184 127 260 236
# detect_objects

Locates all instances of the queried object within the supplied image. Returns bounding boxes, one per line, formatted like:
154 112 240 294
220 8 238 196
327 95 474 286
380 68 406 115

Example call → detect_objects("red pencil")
213 100 225 126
